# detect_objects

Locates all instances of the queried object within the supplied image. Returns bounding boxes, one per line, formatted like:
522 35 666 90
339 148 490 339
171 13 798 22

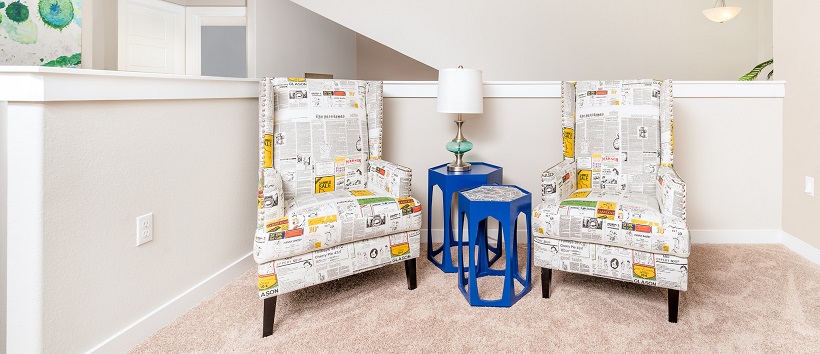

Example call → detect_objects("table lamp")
437 66 484 172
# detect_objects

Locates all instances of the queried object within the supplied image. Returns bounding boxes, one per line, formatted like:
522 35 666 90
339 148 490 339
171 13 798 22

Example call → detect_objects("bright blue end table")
457 185 532 307
427 162 503 273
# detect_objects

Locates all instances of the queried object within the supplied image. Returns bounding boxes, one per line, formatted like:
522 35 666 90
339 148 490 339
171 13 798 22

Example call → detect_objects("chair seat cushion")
254 189 422 263
533 188 689 257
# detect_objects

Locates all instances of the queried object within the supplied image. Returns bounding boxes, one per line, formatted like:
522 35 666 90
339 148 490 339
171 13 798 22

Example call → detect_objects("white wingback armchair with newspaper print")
254 77 422 337
532 79 689 322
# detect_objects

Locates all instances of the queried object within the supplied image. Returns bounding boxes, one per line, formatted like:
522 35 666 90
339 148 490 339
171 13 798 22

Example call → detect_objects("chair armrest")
541 159 577 203
367 159 412 198
657 166 687 220
257 168 285 226
254 168 286 263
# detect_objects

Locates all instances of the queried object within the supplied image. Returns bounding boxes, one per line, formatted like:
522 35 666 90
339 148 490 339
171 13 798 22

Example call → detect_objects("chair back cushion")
260 77 383 199
563 79 673 194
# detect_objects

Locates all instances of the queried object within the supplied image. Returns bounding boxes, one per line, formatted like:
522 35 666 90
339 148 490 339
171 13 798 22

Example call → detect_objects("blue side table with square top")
427 162 503 273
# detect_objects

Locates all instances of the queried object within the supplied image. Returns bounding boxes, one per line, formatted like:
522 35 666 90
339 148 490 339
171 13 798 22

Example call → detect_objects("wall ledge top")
383 80 786 98
0 67 258 102
0 67 785 101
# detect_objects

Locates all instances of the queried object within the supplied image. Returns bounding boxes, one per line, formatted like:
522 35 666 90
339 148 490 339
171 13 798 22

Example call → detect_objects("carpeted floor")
129 244 820 353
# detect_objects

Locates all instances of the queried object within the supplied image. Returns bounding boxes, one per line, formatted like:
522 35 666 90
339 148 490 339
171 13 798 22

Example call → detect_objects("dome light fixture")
703 0 742 23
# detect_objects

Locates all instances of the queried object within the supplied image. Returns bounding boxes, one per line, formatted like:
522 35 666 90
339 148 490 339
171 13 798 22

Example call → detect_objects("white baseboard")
85 252 254 354
426 228 820 266
781 231 820 266
427 228 786 245
688 229 783 244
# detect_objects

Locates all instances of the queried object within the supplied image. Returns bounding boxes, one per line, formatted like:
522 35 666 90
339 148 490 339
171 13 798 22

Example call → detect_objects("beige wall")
757 0 773 64
255 0 357 79
357 35 437 81
774 1 820 249
84 0 118 71
674 97 782 230
382 95 783 233
29 98 256 352
296 0 767 81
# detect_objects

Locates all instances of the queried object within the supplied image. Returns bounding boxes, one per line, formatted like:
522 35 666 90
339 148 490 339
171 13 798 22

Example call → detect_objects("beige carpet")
129 244 820 353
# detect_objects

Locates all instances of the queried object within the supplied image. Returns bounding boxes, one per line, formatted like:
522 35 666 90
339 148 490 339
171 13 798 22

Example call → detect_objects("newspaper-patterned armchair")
254 78 422 337
532 80 689 322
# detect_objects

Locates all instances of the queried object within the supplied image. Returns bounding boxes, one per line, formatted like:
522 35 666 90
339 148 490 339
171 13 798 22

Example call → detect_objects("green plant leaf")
739 59 773 81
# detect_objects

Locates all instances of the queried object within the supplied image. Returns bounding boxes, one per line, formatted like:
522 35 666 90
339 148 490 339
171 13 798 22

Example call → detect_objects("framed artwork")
0 0 81 67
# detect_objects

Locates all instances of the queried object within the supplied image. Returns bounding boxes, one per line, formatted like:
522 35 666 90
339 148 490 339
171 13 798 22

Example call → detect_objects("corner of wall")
0 101 8 354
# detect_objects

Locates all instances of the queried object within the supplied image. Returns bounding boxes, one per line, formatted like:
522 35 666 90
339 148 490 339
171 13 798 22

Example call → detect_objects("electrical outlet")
806 176 815 197
136 213 153 246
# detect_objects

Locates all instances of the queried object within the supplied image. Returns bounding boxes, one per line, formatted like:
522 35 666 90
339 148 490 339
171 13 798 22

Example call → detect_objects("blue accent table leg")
427 183 436 266
427 162 504 273
456 185 533 307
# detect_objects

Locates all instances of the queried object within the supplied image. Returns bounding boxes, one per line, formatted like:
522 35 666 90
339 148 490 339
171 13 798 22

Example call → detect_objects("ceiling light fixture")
703 0 742 23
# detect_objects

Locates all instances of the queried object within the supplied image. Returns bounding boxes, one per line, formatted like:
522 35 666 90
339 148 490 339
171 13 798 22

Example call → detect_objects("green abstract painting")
0 0 81 67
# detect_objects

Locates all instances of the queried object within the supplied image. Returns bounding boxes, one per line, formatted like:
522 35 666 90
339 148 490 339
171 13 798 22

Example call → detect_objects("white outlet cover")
136 213 153 246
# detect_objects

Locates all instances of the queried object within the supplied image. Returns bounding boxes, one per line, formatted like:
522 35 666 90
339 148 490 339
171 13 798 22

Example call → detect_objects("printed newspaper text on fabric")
255 78 422 298
533 79 689 291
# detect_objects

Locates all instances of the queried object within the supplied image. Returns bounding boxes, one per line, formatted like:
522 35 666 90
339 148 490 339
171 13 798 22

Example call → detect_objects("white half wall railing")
383 80 787 98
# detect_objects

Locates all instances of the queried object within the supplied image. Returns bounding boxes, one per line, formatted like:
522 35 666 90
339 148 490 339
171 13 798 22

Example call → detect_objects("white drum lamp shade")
437 68 484 114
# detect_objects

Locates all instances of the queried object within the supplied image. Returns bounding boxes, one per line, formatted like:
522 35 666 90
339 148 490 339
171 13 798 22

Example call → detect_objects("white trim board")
781 231 820 267
0 69 783 102
0 67 258 102
383 81 786 99
426 229 783 244
85 253 254 354
6 104 46 353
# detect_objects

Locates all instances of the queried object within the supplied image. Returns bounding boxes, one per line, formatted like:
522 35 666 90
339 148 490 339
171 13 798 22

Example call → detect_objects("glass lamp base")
446 117 473 172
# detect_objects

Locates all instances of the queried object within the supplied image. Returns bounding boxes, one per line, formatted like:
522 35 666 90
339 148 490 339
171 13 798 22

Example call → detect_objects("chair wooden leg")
404 258 418 290
541 268 551 298
262 296 277 338
668 289 679 323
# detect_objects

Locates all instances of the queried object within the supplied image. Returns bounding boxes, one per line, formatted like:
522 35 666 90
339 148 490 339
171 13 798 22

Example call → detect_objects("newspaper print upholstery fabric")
533 237 688 291
254 188 422 263
368 159 413 198
262 77 383 200
535 79 689 291
258 230 421 298
571 79 665 193
532 188 689 257
461 185 526 202
255 77 421 299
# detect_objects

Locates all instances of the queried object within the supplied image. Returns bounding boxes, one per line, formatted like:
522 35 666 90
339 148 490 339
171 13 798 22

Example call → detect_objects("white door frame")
185 2 256 78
